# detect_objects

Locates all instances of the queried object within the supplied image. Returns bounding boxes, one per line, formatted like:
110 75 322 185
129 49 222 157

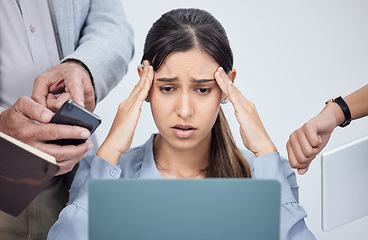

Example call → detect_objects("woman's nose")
175 92 194 119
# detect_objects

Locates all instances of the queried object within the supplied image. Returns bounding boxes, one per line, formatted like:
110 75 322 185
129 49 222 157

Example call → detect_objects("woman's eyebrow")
156 78 215 83
156 77 178 82
192 79 215 83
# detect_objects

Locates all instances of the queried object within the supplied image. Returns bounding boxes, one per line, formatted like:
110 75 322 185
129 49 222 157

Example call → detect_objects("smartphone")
48 100 101 145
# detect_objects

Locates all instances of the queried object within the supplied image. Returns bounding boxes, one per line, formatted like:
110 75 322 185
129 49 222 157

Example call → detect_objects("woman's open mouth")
171 124 197 138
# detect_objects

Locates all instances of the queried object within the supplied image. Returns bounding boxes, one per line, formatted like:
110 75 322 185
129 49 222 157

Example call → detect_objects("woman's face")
148 49 223 152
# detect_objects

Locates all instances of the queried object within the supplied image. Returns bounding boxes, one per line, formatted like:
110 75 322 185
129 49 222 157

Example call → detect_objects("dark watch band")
325 96 351 127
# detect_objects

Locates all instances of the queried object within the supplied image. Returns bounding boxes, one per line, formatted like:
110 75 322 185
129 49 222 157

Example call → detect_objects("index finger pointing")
64 73 85 108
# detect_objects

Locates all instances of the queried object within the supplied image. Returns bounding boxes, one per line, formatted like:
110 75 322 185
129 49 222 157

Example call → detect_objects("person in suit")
0 0 134 239
48 8 315 240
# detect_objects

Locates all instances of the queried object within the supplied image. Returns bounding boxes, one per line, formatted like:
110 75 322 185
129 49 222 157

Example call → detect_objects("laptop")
321 135 368 231
88 179 281 240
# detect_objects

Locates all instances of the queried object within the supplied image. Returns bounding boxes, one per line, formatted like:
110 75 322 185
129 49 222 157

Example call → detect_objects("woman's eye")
159 87 175 92
196 88 211 94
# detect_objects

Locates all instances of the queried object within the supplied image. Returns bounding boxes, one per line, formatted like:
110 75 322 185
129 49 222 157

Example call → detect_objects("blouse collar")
138 134 163 179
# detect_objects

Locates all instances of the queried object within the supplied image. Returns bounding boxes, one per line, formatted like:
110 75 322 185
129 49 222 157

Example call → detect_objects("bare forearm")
344 84 368 120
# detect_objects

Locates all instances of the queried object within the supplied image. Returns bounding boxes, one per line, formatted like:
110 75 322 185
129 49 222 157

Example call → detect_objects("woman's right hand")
97 60 154 165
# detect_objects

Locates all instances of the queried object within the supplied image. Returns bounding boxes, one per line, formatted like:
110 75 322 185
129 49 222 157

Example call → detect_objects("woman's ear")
228 68 236 83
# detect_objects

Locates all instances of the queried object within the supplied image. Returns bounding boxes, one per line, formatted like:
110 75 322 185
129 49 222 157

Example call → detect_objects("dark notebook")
0 131 59 216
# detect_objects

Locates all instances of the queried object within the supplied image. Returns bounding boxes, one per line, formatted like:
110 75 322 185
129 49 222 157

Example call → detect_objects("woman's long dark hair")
142 8 251 178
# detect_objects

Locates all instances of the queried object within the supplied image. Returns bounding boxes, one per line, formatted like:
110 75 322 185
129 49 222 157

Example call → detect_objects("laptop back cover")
89 179 281 240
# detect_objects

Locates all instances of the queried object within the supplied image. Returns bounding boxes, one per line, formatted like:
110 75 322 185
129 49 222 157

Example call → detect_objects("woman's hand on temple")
215 67 277 157
97 60 154 165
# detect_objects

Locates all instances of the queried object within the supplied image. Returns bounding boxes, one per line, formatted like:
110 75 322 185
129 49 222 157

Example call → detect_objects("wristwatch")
325 96 351 127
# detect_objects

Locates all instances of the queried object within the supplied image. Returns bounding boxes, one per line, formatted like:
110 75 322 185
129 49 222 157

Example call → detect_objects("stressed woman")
48 8 315 240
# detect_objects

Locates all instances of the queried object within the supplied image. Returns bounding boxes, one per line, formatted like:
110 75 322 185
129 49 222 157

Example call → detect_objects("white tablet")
321 135 368 231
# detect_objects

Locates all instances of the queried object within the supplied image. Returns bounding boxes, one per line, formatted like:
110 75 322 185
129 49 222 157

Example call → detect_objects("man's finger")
81 78 95 111
31 75 50 108
40 141 93 175
64 73 85 108
33 124 91 141
15 96 53 123
46 92 72 112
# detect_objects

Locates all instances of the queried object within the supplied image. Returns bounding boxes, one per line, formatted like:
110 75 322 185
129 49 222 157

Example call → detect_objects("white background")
94 1 368 239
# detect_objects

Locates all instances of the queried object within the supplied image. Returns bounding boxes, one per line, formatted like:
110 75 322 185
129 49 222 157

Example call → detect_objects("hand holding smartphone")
48 100 101 145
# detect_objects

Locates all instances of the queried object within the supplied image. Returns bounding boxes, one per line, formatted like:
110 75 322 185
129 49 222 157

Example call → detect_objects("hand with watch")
286 84 368 174
286 95 352 175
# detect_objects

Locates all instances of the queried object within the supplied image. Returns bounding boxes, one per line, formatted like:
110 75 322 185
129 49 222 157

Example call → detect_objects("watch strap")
326 96 351 127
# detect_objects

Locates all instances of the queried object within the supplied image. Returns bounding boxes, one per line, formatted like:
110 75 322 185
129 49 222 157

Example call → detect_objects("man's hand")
0 96 93 175
32 61 95 112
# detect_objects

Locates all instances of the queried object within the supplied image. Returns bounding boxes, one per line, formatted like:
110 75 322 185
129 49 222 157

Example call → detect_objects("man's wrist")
62 59 93 81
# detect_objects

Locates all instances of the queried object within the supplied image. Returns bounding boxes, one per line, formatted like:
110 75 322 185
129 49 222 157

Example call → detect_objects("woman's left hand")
215 67 277 157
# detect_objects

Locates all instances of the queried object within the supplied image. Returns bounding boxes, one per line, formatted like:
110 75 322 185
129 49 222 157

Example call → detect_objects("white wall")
94 1 368 239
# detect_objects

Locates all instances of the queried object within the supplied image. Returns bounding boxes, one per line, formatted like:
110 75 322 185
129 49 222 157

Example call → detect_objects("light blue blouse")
48 135 316 240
